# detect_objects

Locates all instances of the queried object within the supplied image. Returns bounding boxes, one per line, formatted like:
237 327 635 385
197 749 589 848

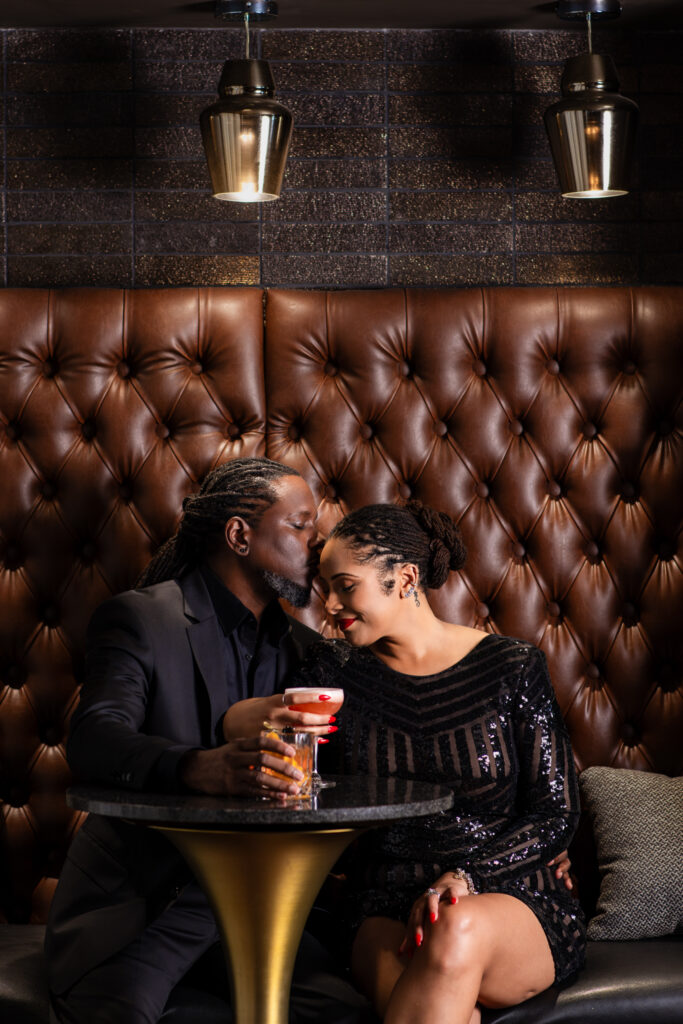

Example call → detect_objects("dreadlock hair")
329 500 466 592
136 457 301 588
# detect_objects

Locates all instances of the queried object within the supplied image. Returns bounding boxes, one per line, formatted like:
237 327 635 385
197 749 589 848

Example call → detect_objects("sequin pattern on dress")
294 633 586 984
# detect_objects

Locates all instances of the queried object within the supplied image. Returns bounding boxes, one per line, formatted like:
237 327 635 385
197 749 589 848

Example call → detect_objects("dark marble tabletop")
67 776 454 829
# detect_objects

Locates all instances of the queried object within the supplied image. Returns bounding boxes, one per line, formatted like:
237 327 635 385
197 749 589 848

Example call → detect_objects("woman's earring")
237 545 248 554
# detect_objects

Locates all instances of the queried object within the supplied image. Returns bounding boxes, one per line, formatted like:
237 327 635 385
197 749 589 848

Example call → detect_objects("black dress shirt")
199 565 295 740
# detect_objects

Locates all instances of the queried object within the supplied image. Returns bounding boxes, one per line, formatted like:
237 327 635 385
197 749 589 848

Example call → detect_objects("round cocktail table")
68 776 453 1024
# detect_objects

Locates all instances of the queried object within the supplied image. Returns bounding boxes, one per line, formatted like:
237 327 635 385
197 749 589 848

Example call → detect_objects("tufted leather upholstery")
0 286 681 1016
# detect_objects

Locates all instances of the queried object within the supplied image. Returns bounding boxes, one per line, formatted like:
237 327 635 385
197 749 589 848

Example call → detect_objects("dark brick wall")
1 26 681 288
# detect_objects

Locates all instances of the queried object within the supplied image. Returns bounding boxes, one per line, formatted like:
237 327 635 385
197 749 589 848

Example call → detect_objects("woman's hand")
547 849 574 891
222 693 335 742
398 872 472 955
178 732 304 798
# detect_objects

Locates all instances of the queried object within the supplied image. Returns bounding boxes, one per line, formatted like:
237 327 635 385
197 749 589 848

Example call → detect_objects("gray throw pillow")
579 766 683 940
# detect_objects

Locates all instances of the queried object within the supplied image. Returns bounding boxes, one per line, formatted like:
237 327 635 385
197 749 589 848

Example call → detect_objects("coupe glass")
283 687 344 790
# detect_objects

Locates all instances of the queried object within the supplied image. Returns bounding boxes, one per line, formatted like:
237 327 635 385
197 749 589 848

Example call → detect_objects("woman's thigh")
467 894 555 1008
351 894 555 1015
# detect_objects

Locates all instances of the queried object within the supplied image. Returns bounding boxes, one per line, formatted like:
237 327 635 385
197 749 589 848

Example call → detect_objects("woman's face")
318 535 411 647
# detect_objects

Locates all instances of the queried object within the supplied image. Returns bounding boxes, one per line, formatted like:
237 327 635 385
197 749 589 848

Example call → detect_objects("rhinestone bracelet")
450 868 477 895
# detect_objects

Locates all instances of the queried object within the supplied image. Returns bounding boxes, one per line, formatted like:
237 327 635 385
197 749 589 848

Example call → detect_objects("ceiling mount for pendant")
214 0 278 21
543 0 638 199
555 0 621 19
199 0 293 203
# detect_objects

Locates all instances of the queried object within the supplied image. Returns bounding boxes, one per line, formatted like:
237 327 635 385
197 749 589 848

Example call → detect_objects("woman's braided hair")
329 500 466 591
136 457 300 588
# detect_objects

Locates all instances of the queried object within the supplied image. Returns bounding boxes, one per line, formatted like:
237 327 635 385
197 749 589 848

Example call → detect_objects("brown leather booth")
1 286 681 1023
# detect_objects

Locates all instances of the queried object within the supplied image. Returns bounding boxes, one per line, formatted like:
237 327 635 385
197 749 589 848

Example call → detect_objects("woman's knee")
420 902 486 975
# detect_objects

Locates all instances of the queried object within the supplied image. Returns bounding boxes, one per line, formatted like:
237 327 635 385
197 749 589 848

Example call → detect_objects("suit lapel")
181 569 228 740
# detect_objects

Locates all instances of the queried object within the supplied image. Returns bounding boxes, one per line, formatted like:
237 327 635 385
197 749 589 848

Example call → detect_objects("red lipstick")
338 618 356 630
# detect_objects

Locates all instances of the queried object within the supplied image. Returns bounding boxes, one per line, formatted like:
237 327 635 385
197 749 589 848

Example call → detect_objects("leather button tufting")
42 359 57 378
476 482 490 499
476 603 490 619
191 361 203 375
323 361 338 377
621 482 638 503
659 664 677 693
227 424 241 439
434 421 448 437
287 424 300 441
399 484 412 499
155 423 170 440
80 541 96 562
324 484 337 500
586 663 601 680
360 424 373 440
473 360 487 377
5 665 23 689
583 422 598 439
547 601 561 618
81 419 96 441
511 541 526 561
622 361 637 375
43 605 59 627
4 544 22 570
119 482 133 502
658 540 675 561
399 361 412 378
585 540 601 563
41 481 57 500
547 480 562 499
5 422 20 441
621 723 639 746
42 727 60 747
117 360 131 379
547 359 560 375
509 419 523 436
622 603 639 626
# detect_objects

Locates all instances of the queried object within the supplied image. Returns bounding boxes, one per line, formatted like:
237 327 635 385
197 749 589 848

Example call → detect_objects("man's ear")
224 517 250 555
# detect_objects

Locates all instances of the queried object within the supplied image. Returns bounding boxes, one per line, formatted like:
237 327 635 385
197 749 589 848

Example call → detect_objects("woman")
292 501 586 1024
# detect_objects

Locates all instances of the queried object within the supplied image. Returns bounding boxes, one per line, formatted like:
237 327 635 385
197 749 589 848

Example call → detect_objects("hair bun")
405 500 467 587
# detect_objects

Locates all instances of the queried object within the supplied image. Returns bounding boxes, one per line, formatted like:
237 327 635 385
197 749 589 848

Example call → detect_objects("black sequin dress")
297 633 586 984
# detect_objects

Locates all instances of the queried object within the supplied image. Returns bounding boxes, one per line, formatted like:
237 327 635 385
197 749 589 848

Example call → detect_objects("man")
45 457 374 1024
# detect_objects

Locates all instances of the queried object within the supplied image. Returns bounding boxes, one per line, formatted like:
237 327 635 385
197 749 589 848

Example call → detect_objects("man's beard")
261 570 311 608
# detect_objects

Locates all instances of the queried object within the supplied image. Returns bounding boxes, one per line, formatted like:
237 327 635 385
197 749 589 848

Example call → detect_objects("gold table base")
154 825 362 1024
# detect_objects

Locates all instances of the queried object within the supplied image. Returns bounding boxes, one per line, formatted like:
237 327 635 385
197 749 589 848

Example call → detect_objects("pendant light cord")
244 11 251 59
586 11 593 53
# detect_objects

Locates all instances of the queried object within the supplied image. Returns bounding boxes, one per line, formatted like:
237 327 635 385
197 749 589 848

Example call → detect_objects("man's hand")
178 733 304 798
548 850 574 891
222 693 333 741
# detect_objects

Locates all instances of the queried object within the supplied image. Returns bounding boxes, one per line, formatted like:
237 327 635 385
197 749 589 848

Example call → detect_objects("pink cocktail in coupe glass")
283 687 344 790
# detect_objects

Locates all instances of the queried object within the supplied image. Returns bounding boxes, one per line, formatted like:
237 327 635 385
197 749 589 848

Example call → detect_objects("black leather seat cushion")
483 938 683 1024
0 925 49 1024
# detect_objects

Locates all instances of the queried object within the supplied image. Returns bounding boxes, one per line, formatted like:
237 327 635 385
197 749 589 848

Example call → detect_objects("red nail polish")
327 725 338 733
415 933 422 947
450 896 457 904
317 738 329 744
430 911 436 922
319 695 331 701
328 716 336 723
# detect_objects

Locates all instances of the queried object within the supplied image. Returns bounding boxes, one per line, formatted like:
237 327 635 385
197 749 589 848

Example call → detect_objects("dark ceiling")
0 0 679 30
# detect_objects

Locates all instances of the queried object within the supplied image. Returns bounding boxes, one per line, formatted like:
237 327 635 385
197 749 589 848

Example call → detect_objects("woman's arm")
461 646 580 891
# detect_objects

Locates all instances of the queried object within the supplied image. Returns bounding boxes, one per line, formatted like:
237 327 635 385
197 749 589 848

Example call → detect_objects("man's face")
247 475 321 607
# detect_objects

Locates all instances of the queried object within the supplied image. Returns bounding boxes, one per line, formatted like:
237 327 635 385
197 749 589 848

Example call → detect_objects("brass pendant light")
544 0 638 198
200 1 293 202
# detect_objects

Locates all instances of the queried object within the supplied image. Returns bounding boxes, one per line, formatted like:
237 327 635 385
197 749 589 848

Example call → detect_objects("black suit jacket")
45 568 318 994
